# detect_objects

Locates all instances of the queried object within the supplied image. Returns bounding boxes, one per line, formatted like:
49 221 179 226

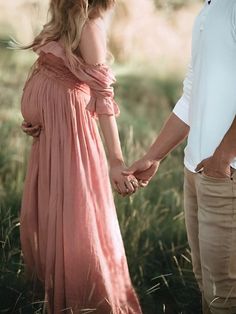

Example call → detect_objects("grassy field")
0 44 201 314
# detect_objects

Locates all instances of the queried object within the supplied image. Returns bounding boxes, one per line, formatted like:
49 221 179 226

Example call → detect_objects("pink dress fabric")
20 40 142 314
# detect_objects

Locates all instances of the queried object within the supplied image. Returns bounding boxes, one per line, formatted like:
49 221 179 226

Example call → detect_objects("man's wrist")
145 148 163 163
213 146 234 165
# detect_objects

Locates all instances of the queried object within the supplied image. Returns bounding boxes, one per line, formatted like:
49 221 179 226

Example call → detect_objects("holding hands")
116 112 190 195
123 157 160 188
109 162 140 197
111 156 160 197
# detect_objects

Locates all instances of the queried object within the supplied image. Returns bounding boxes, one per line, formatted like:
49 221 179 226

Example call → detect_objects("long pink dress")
20 40 142 314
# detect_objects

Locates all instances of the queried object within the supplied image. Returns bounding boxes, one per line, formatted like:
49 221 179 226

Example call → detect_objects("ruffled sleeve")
71 63 120 118
35 41 120 118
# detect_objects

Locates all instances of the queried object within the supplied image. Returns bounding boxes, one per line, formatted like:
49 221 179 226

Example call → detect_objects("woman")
19 0 143 313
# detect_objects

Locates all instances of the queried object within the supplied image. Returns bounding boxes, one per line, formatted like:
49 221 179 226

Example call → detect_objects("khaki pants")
184 167 236 314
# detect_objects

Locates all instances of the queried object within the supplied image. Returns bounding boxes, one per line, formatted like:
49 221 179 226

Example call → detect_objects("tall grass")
0 45 201 314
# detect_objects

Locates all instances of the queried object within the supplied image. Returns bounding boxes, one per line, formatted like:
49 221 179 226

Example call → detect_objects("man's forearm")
145 113 190 161
214 115 236 162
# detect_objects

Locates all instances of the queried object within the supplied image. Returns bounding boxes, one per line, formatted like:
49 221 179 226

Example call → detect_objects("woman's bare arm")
79 19 139 195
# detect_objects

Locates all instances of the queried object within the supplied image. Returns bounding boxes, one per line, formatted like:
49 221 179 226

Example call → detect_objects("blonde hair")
24 0 115 62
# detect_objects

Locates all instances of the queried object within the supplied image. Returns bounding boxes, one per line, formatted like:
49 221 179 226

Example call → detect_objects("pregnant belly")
21 73 44 125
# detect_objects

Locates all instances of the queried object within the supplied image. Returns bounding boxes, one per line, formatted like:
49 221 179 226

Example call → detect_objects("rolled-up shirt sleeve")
172 61 193 126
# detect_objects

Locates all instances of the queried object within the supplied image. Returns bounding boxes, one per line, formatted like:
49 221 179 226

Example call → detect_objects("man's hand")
122 158 160 187
195 152 231 178
197 115 236 178
121 113 189 187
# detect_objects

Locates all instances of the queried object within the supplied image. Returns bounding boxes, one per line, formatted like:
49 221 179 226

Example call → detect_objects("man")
123 0 236 313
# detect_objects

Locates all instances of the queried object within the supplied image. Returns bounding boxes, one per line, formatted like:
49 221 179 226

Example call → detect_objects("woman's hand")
122 157 160 187
21 120 42 137
110 163 140 197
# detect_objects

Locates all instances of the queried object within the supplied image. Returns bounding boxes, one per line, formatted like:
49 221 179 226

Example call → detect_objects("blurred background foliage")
0 0 203 313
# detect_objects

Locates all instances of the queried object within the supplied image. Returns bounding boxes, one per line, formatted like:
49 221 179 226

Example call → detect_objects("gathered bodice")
37 53 90 92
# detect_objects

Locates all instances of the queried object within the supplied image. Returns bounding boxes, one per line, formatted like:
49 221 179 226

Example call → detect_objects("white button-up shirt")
173 0 236 172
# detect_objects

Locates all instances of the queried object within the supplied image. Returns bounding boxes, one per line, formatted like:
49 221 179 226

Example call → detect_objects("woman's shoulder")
83 17 106 36
79 18 107 66
82 17 107 49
